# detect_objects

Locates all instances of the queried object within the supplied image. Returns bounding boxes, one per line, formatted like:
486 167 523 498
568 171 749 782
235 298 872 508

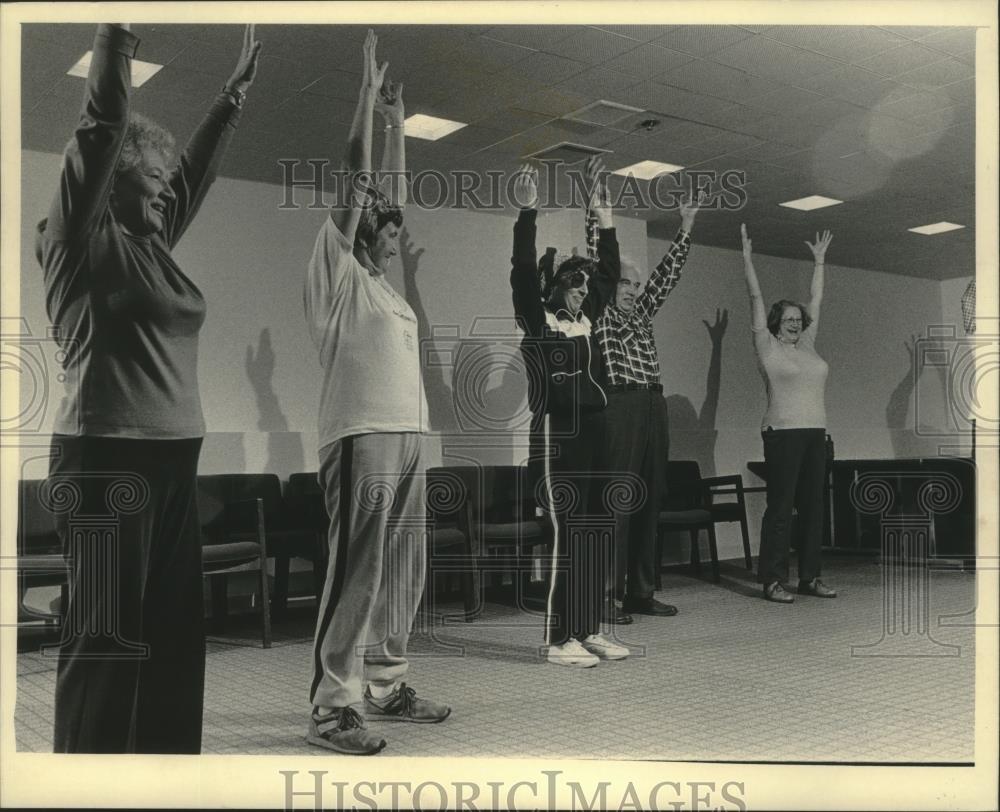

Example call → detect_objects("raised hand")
513 163 539 210
399 227 425 279
376 78 404 125
740 223 753 260
361 29 389 100
225 24 263 95
702 308 729 344
805 229 833 262
584 155 610 210
679 188 707 232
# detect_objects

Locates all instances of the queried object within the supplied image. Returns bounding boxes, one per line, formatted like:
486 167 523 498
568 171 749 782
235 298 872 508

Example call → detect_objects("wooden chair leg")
258 555 272 650
689 529 702 575
739 512 753 570
707 524 721 583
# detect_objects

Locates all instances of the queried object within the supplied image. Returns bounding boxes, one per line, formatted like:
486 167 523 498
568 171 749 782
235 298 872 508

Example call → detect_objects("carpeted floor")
15 556 976 762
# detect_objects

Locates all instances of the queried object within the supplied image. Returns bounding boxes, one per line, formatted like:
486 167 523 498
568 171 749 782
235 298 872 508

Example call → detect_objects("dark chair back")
196 473 284 543
17 479 61 555
664 460 704 510
425 467 471 529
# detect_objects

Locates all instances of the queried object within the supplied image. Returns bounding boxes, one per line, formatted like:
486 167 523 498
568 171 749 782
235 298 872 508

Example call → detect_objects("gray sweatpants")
309 432 426 710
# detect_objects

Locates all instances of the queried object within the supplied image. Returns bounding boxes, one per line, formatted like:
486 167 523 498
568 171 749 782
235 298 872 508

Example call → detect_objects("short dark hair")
355 187 403 248
767 299 811 336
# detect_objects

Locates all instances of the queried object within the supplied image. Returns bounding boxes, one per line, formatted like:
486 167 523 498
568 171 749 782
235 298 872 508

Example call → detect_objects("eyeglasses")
781 318 803 325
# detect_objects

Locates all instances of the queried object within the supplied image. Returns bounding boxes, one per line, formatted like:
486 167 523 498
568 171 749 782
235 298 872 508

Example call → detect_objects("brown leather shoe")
798 578 837 598
763 582 794 603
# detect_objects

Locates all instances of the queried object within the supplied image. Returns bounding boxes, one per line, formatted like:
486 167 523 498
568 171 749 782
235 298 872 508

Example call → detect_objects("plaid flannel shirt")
594 229 692 385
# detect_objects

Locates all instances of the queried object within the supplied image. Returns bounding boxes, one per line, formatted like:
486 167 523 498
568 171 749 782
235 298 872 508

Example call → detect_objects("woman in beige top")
741 224 838 603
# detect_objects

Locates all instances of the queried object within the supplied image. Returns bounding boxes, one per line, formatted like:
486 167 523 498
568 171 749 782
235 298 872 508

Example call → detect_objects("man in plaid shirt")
588 194 702 621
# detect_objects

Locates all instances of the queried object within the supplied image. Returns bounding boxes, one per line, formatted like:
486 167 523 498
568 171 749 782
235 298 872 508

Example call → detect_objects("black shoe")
798 578 837 598
622 596 678 616
763 581 794 603
602 601 633 625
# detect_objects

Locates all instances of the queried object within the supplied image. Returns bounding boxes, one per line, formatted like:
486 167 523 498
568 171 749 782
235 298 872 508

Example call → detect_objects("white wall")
19 148 956 563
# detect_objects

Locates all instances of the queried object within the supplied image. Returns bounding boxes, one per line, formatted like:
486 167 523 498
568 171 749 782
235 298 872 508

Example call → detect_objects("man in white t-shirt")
303 30 449 757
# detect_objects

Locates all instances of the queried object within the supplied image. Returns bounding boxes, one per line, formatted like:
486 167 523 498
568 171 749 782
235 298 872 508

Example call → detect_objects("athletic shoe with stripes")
364 683 451 723
582 633 629 660
547 638 600 668
306 705 386 755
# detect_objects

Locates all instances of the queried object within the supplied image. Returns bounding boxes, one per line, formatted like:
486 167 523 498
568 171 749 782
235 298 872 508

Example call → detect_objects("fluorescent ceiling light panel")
68 51 163 87
403 114 467 141
612 160 685 180
779 195 844 211
907 221 966 235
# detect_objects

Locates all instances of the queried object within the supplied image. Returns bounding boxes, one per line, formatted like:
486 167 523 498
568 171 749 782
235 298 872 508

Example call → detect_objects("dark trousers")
48 435 205 754
600 390 668 601
541 411 607 646
757 428 825 586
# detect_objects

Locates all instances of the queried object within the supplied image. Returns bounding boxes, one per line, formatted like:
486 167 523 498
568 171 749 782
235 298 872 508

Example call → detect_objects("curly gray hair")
116 113 176 173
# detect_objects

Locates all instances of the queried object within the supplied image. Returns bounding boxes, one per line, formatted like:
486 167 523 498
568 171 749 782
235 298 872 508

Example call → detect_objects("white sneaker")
582 633 629 660
547 638 599 668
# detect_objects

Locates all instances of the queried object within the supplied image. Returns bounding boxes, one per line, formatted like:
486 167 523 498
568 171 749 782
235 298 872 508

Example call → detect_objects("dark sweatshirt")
36 24 242 438
510 208 620 419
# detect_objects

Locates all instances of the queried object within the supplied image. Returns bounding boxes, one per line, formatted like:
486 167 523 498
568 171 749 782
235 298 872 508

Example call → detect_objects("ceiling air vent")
564 100 645 127
525 142 611 164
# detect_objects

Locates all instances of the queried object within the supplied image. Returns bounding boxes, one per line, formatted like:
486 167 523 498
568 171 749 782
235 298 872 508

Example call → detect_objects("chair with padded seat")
16 479 69 625
196 475 272 648
422 467 476 621
280 472 331 613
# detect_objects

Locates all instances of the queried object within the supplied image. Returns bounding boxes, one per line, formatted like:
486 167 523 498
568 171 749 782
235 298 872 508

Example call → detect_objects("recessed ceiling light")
908 221 966 235
67 51 163 88
779 195 843 211
403 114 467 141
612 160 685 180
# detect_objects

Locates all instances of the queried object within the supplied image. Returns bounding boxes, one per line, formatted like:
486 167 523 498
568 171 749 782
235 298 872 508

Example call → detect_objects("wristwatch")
222 85 246 108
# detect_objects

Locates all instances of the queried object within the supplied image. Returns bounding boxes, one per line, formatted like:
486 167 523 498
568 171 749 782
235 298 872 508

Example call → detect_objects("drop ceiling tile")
502 51 588 85
660 59 778 104
432 124 509 154
795 96 867 125
556 66 641 98
542 28 642 65
713 36 844 82
726 140 811 165
588 25 670 43
481 26 578 51
601 43 696 80
472 108 553 134
894 57 975 89
877 26 951 40
443 34 536 74
739 83 825 113
300 70 371 102
652 25 755 57
915 28 977 60
791 64 913 108
764 26 909 63
517 86 595 118
145 66 218 98
855 41 951 78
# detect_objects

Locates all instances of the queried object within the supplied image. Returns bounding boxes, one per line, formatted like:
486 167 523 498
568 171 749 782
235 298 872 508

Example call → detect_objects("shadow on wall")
245 327 305 476
885 335 951 458
401 227 529 466
665 308 728 478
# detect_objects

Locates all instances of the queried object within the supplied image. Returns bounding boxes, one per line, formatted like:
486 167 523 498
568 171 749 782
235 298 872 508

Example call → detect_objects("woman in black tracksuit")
509 162 628 667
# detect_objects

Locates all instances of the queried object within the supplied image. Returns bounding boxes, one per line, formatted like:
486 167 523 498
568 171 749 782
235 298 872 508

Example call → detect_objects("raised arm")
803 229 832 332
44 23 138 242
375 79 406 207
331 30 387 243
741 224 769 353
163 24 261 248
510 164 545 337
632 191 703 321
583 156 619 318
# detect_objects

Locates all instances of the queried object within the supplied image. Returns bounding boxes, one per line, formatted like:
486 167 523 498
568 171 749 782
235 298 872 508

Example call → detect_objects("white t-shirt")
304 216 428 450
753 325 828 431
